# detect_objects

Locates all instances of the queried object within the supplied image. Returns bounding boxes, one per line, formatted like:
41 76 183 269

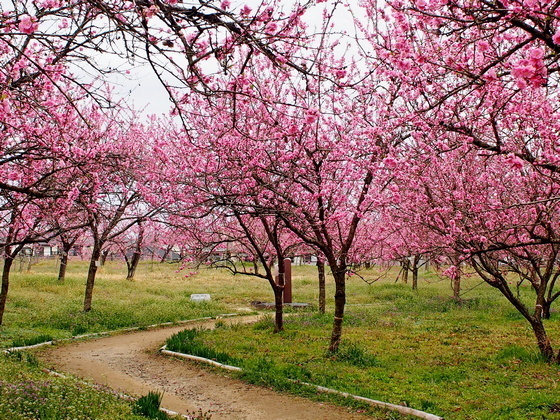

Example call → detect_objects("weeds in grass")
11 334 53 348
166 329 240 366
327 342 380 368
240 357 296 391
0 356 143 419
495 345 546 364
251 314 275 330
4 351 39 367
133 391 167 419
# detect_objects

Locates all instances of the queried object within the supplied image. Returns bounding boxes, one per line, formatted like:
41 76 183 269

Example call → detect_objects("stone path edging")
159 346 444 420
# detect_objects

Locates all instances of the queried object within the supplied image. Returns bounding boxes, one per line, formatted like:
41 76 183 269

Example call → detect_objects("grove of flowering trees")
2 0 560 362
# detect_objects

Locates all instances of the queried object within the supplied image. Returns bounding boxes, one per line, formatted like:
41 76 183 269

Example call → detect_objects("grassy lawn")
0 258 246 347
1 258 560 419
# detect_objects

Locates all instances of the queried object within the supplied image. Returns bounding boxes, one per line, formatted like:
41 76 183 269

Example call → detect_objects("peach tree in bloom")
158 35 403 351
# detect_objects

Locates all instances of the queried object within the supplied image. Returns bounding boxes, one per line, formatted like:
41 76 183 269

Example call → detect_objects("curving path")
38 317 373 420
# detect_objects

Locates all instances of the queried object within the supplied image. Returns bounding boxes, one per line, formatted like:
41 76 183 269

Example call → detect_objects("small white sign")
190 294 211 302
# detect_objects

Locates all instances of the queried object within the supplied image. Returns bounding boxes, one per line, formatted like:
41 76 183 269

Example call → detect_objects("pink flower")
240 5 252 17
220 0 231 9
478 40 490 52
19 15 38 34
528 47 545 60
335 69 347 79
511 60 535 79
553 31 560 45
443 265 460 280
39 0 59 9
505 153 524 169
265 22 278 34
304 108 319 124
383 157 398 168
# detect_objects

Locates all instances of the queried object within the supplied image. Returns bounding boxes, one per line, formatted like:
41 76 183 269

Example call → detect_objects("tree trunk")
126 251 141 280
401 259 409 284
26 254 33 272
412 255 420 291
58 252 68 282
58 241 74 282
472 258 559 364
317 259 326 314
328 268 346 353
274 261 285 333
541 301 551 320
0 256 15 326
529 316 557 363
273 285 284 333
83 245 101 312
126 224 143 280
452 273 462 301
159 246 171 263
100 249 108 266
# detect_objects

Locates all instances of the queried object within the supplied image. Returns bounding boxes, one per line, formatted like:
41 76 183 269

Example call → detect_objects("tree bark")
58 252 68 282
328 269 346 353
529 316 557 363
401 259 409 284
58 240 75 282
412 255 420 291
274 261 285 333
452 273 461 301
0 256 15 326
100 249 109 266
126 223 144 280
126 251 141 280
159 246 171 263
273 285 284 333
83 245 101 312
317 259 326 314
542 302 551 320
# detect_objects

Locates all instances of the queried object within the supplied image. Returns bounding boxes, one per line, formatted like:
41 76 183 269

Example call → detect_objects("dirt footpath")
38 317 373 420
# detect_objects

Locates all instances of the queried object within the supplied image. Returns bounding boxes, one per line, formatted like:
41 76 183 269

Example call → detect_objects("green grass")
2 259 560 419
0 351 146 419
0 259 245 347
